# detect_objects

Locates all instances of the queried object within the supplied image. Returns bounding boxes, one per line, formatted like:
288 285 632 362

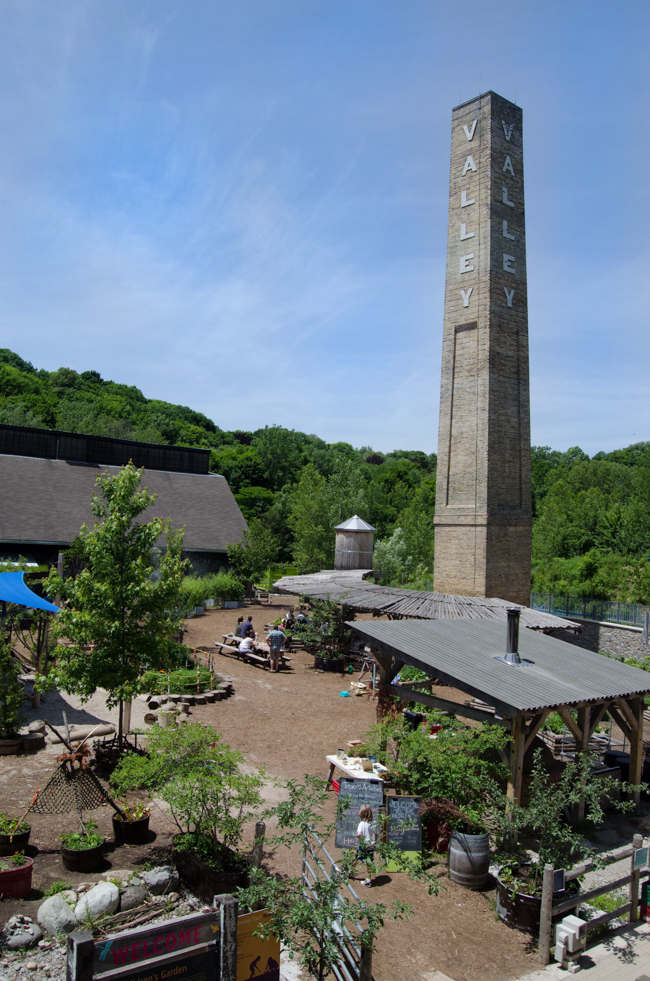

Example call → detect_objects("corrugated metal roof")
334 515 376 532
274 569 578 631
348 618 650 716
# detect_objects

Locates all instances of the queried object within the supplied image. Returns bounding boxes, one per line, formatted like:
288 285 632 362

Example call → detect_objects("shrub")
180 573 245 612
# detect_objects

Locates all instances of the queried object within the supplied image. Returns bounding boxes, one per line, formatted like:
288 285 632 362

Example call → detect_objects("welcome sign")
94 911 220 976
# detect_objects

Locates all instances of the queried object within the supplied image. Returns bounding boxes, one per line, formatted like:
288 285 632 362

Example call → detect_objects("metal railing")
530 591 649 629
302 828 372 981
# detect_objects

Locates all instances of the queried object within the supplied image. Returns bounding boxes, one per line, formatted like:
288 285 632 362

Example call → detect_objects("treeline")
3 348 650 601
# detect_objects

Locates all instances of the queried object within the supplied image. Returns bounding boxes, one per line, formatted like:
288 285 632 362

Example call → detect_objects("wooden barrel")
448 830 490 889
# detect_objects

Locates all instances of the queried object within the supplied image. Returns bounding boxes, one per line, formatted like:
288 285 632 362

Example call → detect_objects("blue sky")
0 1 648 455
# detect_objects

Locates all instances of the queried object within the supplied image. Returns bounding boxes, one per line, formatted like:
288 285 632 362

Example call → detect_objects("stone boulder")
119 885 147 912
1 916 43 950
143 866 179 895
75 882 119 923
37 895 78 936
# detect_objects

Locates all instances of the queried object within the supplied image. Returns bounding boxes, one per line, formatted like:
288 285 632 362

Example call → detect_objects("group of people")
233 614 289 672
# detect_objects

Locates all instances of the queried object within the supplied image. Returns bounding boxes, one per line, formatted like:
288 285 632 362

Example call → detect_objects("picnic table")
214 633 292 670
325 753 388 789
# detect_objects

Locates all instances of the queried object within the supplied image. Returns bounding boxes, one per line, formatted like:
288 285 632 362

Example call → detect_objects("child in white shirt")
356 805 376 887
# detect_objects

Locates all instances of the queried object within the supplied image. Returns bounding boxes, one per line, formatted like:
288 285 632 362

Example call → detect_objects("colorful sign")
98 944 218 981
94 912 220 976
236 911 280 981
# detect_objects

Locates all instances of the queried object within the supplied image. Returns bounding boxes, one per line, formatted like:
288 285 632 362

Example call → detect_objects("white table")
325 754 387 788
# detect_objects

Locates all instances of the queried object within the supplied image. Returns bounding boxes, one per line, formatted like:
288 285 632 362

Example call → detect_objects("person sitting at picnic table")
282 610 295 630
234 616 244 638
240 616 256 640
266 624 286 673
238 635 258 655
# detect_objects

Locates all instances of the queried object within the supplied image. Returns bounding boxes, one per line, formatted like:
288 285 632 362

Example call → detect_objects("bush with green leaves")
0 641 26 739
179 572 245 612
60 820 103 851
360 714 509 834
111 723 264 865
141 665 213 694
0 812 30 835
237 776 438 981
495 749 641 895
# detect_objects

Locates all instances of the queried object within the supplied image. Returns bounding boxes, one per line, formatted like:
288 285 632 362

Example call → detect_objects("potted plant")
0 851 33 899
308 598 352 672
0 812 31 856
111 723 264 903
112 802 151 844
493 750 639 934
60 819 105 873
0 641 26 755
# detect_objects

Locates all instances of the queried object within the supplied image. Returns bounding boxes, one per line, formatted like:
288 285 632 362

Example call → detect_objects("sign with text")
236 911 280 981
634 847 649 870
94 912 220 976
335 777 384 849
385 795 422 871
97 943 218 981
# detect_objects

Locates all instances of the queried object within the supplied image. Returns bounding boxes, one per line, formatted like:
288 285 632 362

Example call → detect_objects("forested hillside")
2 347 650 602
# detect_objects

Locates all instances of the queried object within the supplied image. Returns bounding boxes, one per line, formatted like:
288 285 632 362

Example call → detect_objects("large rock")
37 895 78 936
143 866 179 895
119 885 147 912
75 882 119 923
1 916 43 950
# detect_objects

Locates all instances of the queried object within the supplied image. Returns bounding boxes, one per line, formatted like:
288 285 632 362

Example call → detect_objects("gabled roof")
0 455 247 553
348 618 650 716
335 515 376 532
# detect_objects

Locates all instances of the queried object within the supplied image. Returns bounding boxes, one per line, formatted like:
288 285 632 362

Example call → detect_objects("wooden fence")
538 833 650 965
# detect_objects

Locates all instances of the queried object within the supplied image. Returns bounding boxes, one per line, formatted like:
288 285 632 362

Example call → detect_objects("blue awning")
0 572 59 612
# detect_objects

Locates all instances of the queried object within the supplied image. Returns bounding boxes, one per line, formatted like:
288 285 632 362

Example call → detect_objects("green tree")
42 463 186 743
226 519 278 584
252 425 306 491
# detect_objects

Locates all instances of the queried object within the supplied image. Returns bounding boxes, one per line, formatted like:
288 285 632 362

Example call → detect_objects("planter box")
495 865 578 935
223 600 245 609
314 655 346 673
0 827 31 857
0 857 33 898
113 814 150 845
172 839 248 904
61 842 104 873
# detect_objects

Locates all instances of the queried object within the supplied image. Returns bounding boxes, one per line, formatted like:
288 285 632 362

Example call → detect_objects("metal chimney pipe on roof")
505 608 521 665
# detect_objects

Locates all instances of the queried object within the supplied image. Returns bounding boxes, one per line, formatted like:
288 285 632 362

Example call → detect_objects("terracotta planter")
112 814 150 845
61 841 104 873
0 737 22 756
172 837 248 904
0 857 33 898
0 827 31 857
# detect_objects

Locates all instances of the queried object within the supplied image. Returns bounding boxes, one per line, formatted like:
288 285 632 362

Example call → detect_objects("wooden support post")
538 863 555 966
251 820 266 869
216 893 238 981
628 698 644 808
576 706 590 823
507 715 525 807
66 929 94 981
630 833 643 921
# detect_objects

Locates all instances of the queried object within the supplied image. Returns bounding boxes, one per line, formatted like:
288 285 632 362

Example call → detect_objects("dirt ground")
1 602 644 981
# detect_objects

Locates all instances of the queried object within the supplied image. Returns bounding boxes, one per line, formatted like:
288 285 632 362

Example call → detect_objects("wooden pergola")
348 616 650 811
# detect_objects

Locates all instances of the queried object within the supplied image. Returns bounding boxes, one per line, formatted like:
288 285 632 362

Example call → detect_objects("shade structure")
0 571 59 612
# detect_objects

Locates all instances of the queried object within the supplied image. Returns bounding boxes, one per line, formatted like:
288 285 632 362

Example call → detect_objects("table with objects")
325 753 387 788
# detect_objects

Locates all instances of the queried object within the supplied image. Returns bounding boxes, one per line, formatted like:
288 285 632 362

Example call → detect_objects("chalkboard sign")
335 778 384 849
386 796 422 862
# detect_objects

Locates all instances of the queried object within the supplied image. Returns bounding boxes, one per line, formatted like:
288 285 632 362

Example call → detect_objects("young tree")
226 519 279 585
42 463 186 743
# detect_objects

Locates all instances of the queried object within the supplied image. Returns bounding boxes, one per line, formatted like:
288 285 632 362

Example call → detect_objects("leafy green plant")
0 812 30 835
142 666 212 695
41 464 187 744
179 572 245 612
44 881 73 897
61 820 103 851
0 851 28 871
361 715 508 834
0 641 26 739
495 750 641 896
238 775 438 981
111 724 264 866
114 802 150 822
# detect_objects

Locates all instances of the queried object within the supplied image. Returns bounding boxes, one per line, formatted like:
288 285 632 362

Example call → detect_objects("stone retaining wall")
553 618 649 661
